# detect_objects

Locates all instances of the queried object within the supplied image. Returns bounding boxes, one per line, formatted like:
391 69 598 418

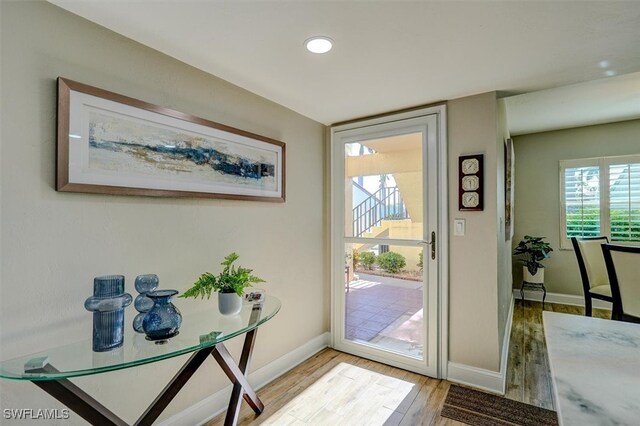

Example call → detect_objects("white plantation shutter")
609 162 640 242
563 165 600 238
561 155 640 248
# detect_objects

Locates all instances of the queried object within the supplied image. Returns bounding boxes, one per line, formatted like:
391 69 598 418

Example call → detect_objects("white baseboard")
446 294 514 396
513 289 612 310
447 362 505 395
157 332 331 426
499 294 515 393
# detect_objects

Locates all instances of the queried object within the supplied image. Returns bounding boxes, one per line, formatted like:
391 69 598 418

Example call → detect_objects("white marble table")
543 312 640 426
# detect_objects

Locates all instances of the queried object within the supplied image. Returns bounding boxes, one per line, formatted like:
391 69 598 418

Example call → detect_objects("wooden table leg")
212 328 263 426
134 347 214 426
27 364 127 426
209 301 265 426
27 348 215 426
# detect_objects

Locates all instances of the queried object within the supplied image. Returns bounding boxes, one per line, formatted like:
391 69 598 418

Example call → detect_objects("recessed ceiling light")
598 60 610 69
305 36 333 54
605 70 617 77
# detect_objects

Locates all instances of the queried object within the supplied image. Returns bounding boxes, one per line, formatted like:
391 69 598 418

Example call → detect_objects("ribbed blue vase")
84 275 132 352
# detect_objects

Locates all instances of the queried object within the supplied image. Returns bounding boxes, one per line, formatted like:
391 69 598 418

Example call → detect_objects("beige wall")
447 92 503 372
512 119 640 295
0 2 326 424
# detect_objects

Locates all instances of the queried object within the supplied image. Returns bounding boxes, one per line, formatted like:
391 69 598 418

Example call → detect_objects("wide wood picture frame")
57 78 285 202
458 154 484 211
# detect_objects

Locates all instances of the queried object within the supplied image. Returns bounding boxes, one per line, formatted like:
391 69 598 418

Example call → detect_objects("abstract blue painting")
57 77 285 201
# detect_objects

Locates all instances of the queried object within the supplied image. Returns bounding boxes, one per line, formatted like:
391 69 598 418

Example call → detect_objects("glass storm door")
331 111 443 377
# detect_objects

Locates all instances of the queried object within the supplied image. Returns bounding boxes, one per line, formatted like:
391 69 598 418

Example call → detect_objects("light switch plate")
454 219 466 236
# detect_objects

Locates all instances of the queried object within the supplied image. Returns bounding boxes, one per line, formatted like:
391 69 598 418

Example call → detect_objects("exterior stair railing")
352 187 408 237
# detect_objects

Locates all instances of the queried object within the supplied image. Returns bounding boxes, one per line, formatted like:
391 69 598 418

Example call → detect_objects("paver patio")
345 272 424 357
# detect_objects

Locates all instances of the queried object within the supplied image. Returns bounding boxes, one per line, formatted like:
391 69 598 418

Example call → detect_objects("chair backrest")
602 244 640 321
571 236 610 292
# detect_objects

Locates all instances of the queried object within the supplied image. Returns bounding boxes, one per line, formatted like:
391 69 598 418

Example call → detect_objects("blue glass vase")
84 275 132 352
133 274 159 333
142 290 182 340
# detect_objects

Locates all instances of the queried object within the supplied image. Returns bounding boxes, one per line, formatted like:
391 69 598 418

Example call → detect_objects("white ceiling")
505 71 640 136
50 1 640 126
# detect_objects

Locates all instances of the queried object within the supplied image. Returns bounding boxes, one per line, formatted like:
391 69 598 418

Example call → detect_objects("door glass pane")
345 243 424 359
345 133 423 239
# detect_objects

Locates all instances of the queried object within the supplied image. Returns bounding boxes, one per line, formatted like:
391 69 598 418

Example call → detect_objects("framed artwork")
459 154 484 211
504 138 515 239
57 78 285 202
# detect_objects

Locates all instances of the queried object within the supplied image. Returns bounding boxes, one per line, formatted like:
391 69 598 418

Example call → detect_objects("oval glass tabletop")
0 296 280 381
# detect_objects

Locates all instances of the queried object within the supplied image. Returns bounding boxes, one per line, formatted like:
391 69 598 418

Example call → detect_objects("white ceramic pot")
523 266 544 284
218 292 243 315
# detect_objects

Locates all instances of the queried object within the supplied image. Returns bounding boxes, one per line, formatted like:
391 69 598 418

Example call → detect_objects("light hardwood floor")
207 300 610 425
206 348 462 426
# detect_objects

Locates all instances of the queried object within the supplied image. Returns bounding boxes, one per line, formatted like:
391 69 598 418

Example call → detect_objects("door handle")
421 231 437 260
430 231 436 260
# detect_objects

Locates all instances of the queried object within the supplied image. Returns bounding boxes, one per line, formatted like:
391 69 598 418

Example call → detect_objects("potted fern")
180 252 265 315
513 235 553 284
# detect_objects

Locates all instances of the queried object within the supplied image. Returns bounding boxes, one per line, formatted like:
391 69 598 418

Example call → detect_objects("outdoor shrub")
417 250 423 272
377 251 406 273
359 252 376 270
567 208 640 241
351 249 360 271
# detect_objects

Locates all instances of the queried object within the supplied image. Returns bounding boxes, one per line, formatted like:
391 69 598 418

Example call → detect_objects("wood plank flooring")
207 300 610 425
205 349 462 426
504 300 610 410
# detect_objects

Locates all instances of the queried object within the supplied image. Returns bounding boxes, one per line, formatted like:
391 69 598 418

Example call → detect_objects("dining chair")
571 236 613 316
601 244 640 323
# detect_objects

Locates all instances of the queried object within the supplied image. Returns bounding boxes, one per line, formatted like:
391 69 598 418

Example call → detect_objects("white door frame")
330 105 448 378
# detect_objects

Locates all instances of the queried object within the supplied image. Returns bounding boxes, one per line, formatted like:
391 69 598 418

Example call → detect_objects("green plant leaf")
180 252 265 300
513 235 553 271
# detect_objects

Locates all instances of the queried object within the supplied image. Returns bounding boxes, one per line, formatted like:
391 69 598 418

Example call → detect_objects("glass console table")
0 296 281 426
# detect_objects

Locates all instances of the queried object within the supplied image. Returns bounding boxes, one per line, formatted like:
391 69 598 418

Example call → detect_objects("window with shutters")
560 155 640 249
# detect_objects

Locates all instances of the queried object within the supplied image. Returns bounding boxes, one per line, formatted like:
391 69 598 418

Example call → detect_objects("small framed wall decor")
459 154 484 211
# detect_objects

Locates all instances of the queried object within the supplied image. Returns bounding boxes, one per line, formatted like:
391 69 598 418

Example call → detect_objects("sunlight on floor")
261 362 415 425
370 309 424 358
348 279 379 290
